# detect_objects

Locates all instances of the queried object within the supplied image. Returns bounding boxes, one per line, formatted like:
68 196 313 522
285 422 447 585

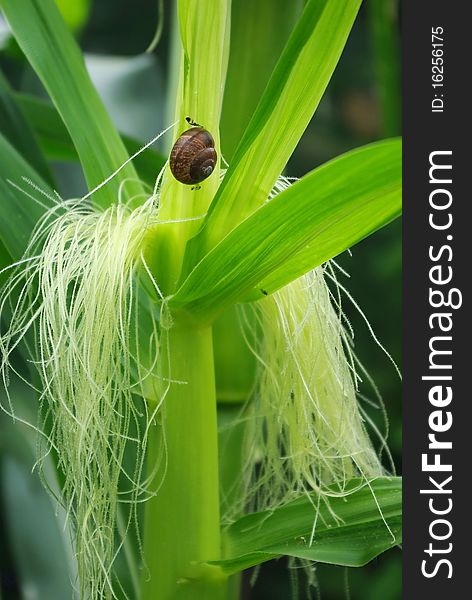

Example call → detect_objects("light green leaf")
0 0 144 208
177 0 230 147
170 139 401 323
211 477 401 575
14 93 166 187
144 0 231 293
258 140 402 296
186 0 362 263
55 0 91 32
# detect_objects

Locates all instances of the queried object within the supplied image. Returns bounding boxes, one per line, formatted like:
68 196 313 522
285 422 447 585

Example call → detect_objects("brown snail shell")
169 127 217 185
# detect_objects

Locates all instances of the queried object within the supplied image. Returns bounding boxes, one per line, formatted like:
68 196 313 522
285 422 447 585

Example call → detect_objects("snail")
169 120 217 185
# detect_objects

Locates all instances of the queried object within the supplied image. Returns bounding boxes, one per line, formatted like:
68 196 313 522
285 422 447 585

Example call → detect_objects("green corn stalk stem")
142 326 226 600
141 3 230 596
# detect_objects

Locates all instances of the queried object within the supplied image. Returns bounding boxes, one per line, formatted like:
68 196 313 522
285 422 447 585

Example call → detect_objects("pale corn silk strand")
234 269 392 599
240 269 385 513
0 193 164 600
224 173 394 596
218 171 389 517
0 127 178 600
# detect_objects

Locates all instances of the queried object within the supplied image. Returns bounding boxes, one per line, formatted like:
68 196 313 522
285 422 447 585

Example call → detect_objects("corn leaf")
185 0 362 263
0 70 52 184
0 239 11 285
13 93 166 187
55 0 91 32
170 139 401 323
257 151 402 297
210 477 401 575
220 0 304 160
13 93 79 163
0 0 144 208
145 0 231 293
0 132 54 261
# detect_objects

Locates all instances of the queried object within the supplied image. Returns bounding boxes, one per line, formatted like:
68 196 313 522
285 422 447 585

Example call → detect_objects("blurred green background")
0 1 401 599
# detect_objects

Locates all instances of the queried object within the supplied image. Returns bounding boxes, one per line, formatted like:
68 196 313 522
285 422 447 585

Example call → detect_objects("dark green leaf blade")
13 92 79 163
0 0 144 207
14 93 166 187
171 139 401 323
0 70 53 184
0 132 54 261
369 0 401 137
211 477 401 575
220 0 303 160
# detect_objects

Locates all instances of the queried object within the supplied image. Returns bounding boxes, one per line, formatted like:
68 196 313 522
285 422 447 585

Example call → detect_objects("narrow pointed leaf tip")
170 138 402 323
211 477 401 575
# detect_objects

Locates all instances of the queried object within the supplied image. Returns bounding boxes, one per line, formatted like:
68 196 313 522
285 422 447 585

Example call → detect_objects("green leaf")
220 0 304 160
170 139 401 323
0 132 54 261
177 0 231 146
0 239 12 286
0 70 53 184
14 93 166 187
186 0 362 262
0 0 144 208
13 92 78 162
258 140 402 296
55 0 91 32
144 0 231 293
211 477 401 575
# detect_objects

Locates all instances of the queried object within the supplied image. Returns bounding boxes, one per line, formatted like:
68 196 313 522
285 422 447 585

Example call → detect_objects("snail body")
169 127 217 185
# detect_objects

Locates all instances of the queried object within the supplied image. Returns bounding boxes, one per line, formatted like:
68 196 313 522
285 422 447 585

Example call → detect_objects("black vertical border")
403 2 469 598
